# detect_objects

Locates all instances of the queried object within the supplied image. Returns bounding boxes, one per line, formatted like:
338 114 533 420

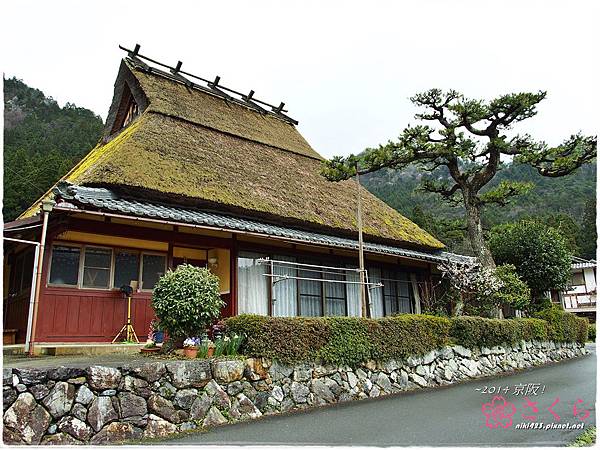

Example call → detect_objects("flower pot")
140 347 160 354
183 347 198 359
207 347 215 357
153 331 164 344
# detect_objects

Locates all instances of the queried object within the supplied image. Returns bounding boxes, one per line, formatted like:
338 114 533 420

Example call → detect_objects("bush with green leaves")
449 316 548 348
225 316 329 363
367 315 451 361
225 313 582 365
151 264 224 341
491 264 531 311
588 323 596 342
489 220 572 309
226 314 451 366
534 306 588 344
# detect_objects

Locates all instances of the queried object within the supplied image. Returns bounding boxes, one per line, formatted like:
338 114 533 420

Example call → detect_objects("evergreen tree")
324 89 596 271
3 77 104 220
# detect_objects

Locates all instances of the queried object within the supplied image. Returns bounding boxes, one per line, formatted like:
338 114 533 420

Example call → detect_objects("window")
572 272 585 286
82 247 112 288
381 269 413 314
237 252 269 315
271 255 298 317
141 254 167 290
299 263 323 317
47 244 168 291
325 271 346 316
122 100 138 127
114 249 140 289
10 253 25 293
49 245 81 286
8 249 35 295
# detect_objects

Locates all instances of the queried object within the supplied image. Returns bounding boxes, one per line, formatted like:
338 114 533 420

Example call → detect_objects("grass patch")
569 426 596 447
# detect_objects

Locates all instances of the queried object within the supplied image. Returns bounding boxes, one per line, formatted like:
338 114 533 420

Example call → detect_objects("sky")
1 0 598 159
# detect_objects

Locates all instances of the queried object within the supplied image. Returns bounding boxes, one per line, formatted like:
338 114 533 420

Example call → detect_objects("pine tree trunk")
464 196 495 270
463 194 503 319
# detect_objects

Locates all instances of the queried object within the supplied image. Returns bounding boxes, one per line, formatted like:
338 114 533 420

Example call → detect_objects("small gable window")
122 98 138 128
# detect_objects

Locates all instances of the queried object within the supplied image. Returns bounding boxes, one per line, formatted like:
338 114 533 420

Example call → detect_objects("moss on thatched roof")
126 60 320 160
20 60 444 250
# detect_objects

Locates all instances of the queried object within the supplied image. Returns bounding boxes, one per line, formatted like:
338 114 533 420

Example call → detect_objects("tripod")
112 293 139 343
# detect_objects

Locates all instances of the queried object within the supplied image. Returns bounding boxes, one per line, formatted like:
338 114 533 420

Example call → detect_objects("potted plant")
149 320 164 344
183 337 201 358
140 341 160 354
205 337 216 357
210 320 226 341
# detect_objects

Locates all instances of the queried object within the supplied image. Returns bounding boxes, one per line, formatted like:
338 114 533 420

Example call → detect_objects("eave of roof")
54 182 472 265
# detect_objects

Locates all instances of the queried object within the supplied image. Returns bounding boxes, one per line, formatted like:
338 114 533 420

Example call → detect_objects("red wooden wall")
36 287 155 342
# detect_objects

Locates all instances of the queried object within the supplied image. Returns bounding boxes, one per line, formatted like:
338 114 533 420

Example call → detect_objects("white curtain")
272 255 298 317
368 267 384 318
411 273 422 314
237 252 269 315
345 266 361 317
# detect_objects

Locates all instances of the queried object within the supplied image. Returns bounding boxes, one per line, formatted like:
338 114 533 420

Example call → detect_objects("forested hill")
362 162 597 258
3 77 104 221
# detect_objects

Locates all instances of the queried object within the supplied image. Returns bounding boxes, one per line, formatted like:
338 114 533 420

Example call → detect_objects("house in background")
554 257 596 322
3 48 470 349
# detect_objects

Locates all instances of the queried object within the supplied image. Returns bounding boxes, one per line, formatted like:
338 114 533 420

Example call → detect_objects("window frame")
47 242 167 292
47 243 84 288
380 269 414 315
113 248 142 290
139 251 168 292
80 245 114 290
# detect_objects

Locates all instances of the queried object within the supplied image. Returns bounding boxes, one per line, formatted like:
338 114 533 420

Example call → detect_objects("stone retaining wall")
2 341 586 444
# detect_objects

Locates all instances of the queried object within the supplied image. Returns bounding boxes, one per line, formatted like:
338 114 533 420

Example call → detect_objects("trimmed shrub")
450 316 549 348
151 264 224 340
226 312 584 366
318 317 371 367
534 306 588 344
367 315 451 361
227 314 450 365
514 318 549 342
588 324 596 342
226 315 330 364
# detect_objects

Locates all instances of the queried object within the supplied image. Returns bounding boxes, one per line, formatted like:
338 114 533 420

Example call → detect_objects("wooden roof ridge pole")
27 200 53 356
356 162 368 318
117 44 298 124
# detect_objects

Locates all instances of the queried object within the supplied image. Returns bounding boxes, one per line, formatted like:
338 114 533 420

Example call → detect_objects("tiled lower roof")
53 182 474 265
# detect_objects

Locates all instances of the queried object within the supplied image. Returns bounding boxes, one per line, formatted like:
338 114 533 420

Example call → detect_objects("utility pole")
28 199 53 356
356 163 367 318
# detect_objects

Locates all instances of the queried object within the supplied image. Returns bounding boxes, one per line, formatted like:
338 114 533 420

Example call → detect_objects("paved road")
167 344 596 446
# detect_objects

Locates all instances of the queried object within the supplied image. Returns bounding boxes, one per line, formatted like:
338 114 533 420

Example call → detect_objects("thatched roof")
20 58 444 250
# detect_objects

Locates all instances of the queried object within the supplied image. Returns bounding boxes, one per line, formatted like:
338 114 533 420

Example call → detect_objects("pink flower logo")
482 396 516 429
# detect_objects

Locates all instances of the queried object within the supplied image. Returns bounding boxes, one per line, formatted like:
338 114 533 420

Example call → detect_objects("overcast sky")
1 0 598 158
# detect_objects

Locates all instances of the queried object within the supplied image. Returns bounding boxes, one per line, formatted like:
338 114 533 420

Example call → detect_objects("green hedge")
449 316 549 348
588 324 596 342
226 314 450 366
533 306 588 344
225 309 585 366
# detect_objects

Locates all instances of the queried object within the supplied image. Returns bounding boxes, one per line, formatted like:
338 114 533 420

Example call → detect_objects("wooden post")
356 163 367 318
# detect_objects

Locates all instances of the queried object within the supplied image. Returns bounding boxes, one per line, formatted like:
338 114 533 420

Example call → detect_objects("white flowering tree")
438 260 530 317
438 260 503 316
